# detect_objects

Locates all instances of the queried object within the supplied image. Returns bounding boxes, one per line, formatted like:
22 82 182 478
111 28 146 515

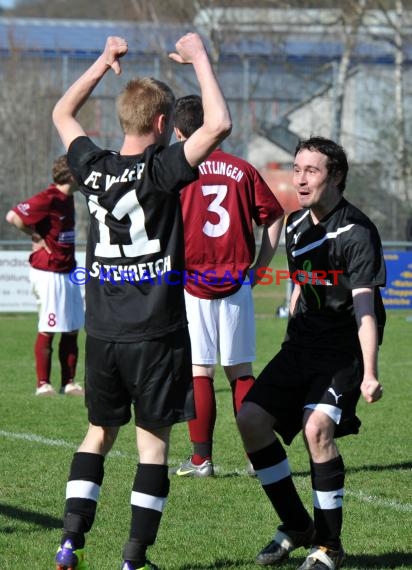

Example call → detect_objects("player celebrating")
237 137 386 570
6 155 84 396
173 95 284 477
51 34 231 570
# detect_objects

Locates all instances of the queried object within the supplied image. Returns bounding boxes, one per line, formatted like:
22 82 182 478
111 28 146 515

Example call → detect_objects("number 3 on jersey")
202 185 230 238
88 191 160 258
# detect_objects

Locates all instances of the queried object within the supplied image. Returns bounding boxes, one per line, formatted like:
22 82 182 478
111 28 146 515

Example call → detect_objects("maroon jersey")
12 184 76 273
181 149 283 299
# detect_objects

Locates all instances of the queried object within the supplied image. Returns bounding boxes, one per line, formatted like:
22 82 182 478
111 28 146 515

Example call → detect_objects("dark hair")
174 94 203 138
52 155 73 185
294 136 348 193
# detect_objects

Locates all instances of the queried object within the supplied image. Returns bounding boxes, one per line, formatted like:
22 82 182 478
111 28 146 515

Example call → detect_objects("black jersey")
285 198 386 349
68 136 198 342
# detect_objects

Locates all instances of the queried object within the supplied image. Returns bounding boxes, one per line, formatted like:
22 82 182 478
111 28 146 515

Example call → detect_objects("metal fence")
1 18 412 242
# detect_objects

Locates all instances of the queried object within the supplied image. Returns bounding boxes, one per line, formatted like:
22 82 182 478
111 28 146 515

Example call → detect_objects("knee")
83 424 118 455
236 402 266 437
303 414 334 453
303 419 323 447
102 427 118 450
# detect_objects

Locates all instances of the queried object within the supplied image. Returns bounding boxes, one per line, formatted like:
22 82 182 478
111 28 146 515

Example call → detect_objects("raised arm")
52 36 128 150
169 33 232 167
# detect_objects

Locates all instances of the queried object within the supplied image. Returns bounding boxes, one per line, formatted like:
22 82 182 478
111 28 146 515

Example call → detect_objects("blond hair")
116 77 175 135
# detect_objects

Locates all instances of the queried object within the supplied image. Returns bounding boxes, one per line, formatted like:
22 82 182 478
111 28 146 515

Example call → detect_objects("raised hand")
103 36 128 75
168 32 206 64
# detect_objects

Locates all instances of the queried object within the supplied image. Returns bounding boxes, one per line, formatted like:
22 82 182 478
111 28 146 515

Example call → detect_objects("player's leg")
55 424 119 570
224 362 255 474
30 267 57 395
220 286 255 472
58 272 85 395
298 410 345 570
175 363 216 475
237 350 315 565
34 331 56 395
31 268 84 396
120 330 193 568
225 362 254 415
297 350 360 570
55 335 130 570
59 331 84 395
176 291 217 476
121 426 171 570
220 285 256 415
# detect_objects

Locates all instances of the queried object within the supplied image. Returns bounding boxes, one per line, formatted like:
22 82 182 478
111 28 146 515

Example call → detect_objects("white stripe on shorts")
256 458 290 486
66 480 100 502
130 491 166 512
313 488 344 509
304 403 342 424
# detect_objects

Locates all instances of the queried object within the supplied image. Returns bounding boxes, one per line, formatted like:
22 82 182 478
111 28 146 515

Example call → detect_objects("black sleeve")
151 142 199 194
67 137 108 188
344 225 386 289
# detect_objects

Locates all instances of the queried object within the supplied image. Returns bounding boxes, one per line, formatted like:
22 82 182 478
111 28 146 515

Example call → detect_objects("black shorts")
84 329 195 430
244 346 363 445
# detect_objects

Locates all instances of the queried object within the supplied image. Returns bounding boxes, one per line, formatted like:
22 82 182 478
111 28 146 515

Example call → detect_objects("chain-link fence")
1 18 412 241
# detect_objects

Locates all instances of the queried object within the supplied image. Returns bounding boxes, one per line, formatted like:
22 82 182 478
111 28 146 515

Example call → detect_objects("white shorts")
184 285 256 366
30 267 85 333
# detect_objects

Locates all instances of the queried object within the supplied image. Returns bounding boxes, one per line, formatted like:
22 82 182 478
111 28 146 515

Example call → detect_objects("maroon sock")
233 375 255 415
34 333 53 388
188 376 216 463
59 333 79 386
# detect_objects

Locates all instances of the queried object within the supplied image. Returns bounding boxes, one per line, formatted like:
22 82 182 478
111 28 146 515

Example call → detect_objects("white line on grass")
2 430 411 513
345 488 412 513
0 429 75 448
0 430 133 458
294 475 412 514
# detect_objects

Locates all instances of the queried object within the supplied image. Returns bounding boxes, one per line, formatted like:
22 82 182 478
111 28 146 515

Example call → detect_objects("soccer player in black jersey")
52 34 231 570
237 137 385 570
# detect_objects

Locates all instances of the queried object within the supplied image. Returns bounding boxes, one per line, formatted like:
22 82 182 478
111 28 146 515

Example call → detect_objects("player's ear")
154 113 174 145
333 170 343 190
152 113 165 137
174 126 184 141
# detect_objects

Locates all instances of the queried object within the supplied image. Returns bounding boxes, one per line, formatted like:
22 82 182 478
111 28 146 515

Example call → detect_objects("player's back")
181 148 281 298
182 149 261 270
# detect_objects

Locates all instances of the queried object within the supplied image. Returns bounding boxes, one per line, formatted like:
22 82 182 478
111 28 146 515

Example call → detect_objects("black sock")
311 455 345 549
61 452 104 549
249 440 312 531
123 463 170 566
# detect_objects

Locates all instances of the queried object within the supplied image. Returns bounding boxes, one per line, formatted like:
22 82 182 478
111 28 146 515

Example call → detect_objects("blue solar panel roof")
0 18 193 56
0 17 409 63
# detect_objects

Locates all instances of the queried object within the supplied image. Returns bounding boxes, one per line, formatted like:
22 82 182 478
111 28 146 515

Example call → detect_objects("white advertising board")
0 250 85 312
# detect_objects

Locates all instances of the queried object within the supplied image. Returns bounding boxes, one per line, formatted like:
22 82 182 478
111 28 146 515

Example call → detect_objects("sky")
0 0 16 7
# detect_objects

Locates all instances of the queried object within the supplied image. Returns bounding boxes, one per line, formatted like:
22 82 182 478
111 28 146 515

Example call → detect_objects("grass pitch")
0 272 411 569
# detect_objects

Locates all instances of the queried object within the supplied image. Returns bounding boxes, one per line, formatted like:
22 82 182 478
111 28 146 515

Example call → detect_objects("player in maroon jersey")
6 155 84 396
51 34 231 570
173 95 284 477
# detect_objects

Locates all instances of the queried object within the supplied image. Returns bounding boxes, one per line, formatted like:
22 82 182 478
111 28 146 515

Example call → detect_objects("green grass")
1 273 411 569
